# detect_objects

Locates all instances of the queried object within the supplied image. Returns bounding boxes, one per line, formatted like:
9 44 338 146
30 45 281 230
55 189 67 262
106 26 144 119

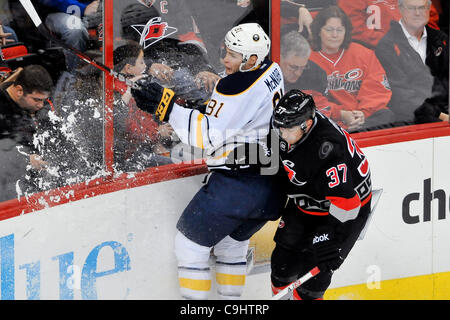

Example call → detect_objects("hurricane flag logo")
131 17 178 49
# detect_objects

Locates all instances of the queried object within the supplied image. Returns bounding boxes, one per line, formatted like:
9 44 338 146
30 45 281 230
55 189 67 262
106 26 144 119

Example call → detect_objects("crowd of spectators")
0 0 448 203
280 0 448 131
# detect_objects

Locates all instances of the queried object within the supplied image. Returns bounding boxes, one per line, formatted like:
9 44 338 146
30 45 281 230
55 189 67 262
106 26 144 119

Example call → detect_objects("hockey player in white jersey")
131 23 284 299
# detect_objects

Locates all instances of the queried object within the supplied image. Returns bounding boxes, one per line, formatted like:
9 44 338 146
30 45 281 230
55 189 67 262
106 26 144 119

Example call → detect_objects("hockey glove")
131 78 177 123
414 100 441 124
310 228 343 273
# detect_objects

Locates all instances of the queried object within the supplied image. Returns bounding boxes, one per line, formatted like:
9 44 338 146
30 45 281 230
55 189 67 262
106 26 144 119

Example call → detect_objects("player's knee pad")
270 245 305 283
175 231 212 265
174 231 213 300
213 236 249 300
214 236 249 261
271 268 299 284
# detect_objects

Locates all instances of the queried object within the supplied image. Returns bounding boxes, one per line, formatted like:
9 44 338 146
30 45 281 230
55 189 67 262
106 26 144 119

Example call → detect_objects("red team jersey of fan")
338 0 401 48
309 42 392 129
338 0 440 48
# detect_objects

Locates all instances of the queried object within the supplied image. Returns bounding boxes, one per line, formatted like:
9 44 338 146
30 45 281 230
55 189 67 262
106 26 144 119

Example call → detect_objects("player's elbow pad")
326 194 361 223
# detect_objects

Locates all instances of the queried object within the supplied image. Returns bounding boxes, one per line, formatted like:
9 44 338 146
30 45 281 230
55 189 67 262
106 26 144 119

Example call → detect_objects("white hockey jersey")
169 59 284 170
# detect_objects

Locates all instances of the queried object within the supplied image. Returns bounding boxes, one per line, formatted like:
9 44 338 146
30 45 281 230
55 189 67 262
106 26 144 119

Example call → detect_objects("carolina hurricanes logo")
131 17 178 49
282 160 307 186
344 68 362 81
328 70 362 93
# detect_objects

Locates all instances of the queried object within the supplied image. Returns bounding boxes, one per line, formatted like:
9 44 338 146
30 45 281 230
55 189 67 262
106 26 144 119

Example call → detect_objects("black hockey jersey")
278 112 372 225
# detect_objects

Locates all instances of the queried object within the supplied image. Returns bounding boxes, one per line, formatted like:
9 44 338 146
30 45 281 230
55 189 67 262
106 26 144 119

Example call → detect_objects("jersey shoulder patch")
313 116 344 162
318 140 334 160
216 60 274 95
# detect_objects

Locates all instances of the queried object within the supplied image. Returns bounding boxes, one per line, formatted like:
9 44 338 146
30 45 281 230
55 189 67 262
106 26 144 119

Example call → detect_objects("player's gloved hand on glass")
310 228 343 273
131 77 177 123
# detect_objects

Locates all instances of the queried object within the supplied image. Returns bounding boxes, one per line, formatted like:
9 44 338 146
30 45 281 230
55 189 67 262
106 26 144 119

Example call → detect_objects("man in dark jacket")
0 65 53 201
375 0 448 125
280 31 328 95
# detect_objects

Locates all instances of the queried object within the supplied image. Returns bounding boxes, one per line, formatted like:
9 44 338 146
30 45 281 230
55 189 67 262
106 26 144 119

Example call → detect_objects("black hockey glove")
131 78 177 123
414 100 441 124
310 228 343 273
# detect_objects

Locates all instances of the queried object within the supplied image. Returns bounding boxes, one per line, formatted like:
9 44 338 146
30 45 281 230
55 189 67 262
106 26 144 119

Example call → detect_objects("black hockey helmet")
272 89 316 131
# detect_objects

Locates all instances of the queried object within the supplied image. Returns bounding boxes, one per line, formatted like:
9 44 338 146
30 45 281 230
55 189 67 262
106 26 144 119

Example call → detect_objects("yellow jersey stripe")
216 273 246 286
179 278 211 291
196 113 205 149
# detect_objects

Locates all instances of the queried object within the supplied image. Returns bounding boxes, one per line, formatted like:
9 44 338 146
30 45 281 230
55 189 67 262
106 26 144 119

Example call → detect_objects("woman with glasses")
309 5 394 132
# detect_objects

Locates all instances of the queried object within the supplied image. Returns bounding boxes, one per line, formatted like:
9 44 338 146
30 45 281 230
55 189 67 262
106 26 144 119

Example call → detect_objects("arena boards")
0 124 449 300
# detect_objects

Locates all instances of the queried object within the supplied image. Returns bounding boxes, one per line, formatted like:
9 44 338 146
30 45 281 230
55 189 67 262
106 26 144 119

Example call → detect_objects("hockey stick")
271 266 320 300
18 0 140 89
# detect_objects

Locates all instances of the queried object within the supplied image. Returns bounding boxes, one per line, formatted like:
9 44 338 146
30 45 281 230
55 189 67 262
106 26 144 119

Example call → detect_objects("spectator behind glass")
375 0 449 125
337 0 401 49
54 43 172 178
56 62 105 178
36 0 99 72
113 41 173 169
337 0 442 49
0 1 18 45
0 65 54 200
120 2 220 96
280 30 332 114
437 0 448 35
56 62 131 175
34 1 102 118
1 65 52 117
186 0 250 72
309 6 394 132
280 0 337 40
0 23 18 45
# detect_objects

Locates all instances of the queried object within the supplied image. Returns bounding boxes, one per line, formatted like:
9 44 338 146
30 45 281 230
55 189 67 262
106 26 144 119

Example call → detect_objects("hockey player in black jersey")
270 89 372 300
